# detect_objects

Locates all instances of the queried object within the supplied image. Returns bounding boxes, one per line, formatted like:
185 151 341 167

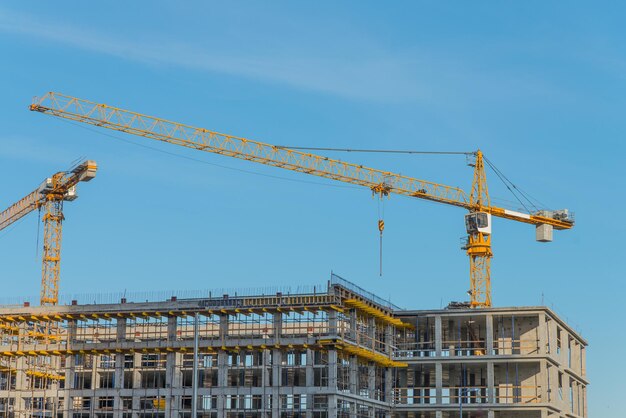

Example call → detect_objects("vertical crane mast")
0 160 97 305
466 151 492 308
40 179 67 306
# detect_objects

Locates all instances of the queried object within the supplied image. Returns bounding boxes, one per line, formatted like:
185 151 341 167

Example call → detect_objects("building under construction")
0 274 587 418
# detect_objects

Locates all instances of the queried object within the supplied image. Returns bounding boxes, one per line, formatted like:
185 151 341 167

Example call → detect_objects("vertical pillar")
384 367 393 418
91 353 100 416
220 314 229 343
271 349 282 418
537 312 547 355
113 318 126 418
435 316 442 357
329 311 338 336
92 355 100 390
367 317 376 351
113 351 124 418
273 313 282 341
349 309 357 341
487 361 494 404
486 314 494 356
368 364 376 401
217 349 228 418
306 349 314 418
217 312 229 418
13 358 26 416
328 349 338 418
165 316 179 418
547 316 556 358
435 362 442 405
131 352 142 418
384 323 394 418
63 319 77 418
539 360 549 404
262 349 272 416
349 355 358 395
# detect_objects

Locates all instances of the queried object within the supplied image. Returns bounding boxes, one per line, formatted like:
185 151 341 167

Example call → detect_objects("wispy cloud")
0 7 574 107
0 8 431 102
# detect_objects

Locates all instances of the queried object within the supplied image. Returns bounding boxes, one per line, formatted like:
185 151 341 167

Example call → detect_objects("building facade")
0 275 586 418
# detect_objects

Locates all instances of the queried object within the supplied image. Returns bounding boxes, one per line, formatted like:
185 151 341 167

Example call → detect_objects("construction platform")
0 274 586 418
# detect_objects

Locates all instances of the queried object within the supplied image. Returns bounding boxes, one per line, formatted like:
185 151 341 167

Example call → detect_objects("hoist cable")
275 146 472 155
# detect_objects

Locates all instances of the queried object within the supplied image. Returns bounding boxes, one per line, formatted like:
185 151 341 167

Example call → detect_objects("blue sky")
0 2 623 414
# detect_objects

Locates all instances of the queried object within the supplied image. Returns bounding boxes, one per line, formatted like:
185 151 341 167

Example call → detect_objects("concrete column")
349 309 357 341
328 393 338 418
113 318 126 418
328 350 337 389
486 314 494 356
271 349 282 418
165 316 178 418
262 349 272 416
328 349 338 418
368 364 376 400
385 367 393 418
329 311 338 336
92 355 100 389
113 351 124 418
63 353 75 418
539 360 549 404
547 316 557 359
580 345 587 378
217 350 228 418
487 361 494 404
435 362 442 405
367 317 376 351
435 316 442 357
385 324 393 356
305 349 314 387
306 349 314 418
273 312 283 339
91 355 100 416
63 319 77 418
349 355 358 395
219 314 229 344
537 312 547 356
131 352 142 418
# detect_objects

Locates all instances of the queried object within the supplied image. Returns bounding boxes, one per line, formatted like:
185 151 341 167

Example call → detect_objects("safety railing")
393 387 437 405
493 338 539 355
441 340 487 357
441 387 489 404
393 341 436 358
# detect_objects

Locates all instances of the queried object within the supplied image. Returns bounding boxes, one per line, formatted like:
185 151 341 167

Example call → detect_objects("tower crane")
29 92 574 308
0 160 97 305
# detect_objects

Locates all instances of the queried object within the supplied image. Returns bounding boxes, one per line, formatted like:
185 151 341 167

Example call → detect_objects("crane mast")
30 92 574 307
0 160 97 305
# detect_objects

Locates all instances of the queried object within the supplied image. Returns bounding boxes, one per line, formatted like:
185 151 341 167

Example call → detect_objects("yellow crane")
0 160 97 305
29 92 574 308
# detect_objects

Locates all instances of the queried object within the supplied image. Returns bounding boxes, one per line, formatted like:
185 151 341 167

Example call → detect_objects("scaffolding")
0 278 586 418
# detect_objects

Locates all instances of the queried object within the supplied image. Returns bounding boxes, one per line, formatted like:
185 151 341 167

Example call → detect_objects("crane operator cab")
465 212 492 235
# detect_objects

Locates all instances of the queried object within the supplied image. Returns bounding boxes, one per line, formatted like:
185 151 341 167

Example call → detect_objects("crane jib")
29 92 575 309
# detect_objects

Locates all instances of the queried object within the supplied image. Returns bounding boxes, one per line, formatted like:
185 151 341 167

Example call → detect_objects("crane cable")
276 146 472 155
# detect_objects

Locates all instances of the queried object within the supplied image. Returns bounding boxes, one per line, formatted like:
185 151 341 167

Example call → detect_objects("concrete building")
0 275 586 418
